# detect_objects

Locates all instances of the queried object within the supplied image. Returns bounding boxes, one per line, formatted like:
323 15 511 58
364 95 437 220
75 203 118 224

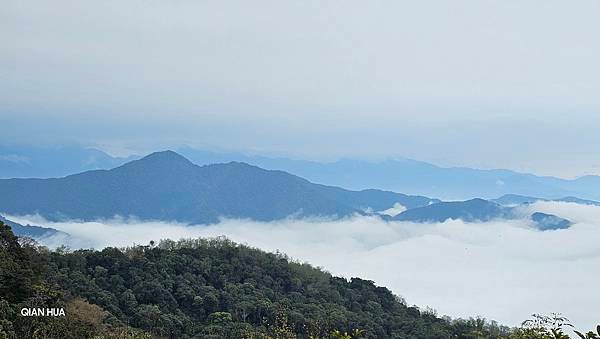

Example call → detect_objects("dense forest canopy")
0 221 597 338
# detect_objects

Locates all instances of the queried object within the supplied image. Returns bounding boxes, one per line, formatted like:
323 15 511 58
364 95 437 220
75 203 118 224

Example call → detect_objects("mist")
6 201 600 330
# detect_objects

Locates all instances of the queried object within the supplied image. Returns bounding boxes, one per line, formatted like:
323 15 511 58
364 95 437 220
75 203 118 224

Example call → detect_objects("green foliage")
574 324 600 339
0 221 36 304
0 221 150 339
2 221 596 338
330 328 365 339
35 236 475 338
449 316 509 339
510 314 600 339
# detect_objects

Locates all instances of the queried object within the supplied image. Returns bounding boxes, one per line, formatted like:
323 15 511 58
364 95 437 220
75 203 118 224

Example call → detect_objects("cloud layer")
7 201 600 330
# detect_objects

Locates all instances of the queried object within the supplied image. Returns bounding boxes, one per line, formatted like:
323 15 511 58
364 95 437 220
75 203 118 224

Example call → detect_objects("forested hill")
0 221 510 338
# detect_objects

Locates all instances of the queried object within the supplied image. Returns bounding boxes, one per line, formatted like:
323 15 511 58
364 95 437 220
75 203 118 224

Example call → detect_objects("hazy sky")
2 0 600 177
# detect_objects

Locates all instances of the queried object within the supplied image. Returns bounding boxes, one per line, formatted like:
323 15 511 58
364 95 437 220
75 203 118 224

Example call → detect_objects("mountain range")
392 198 572 230
3 145 600 200
0 215 63 239
0 151 436 225
492 194 600 206
0 145 136 179
0 150 579 232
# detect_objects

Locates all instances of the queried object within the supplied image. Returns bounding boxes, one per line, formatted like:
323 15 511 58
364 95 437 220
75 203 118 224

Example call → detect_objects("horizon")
3 143 600 181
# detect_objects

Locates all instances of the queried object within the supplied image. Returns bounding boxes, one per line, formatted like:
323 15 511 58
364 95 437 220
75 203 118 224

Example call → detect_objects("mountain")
393 198 512 223
4 144 600 201
493 194 600 206
0 151 437 224
557 196 600 205
392 198 572 230
0 145 137 179
530 212 572 231
0 215 64 239
310 186 439 211
492 194 541 206
177 147 600 200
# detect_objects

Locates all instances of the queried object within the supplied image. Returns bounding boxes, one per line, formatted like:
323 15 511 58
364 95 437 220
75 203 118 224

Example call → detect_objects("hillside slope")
0 220 510 338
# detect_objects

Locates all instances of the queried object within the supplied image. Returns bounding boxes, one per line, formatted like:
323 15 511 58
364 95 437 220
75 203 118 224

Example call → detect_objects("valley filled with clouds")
8 201 599 331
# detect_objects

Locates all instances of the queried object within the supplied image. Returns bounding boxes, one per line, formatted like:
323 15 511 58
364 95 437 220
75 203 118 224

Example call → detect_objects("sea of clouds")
6 201 600 331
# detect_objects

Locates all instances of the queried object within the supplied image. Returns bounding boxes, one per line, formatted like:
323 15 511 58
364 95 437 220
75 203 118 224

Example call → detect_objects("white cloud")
6 201 600 331
378 202 407 217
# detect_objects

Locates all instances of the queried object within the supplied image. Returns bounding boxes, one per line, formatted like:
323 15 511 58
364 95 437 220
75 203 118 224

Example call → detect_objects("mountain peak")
116 150 196 172
141 150 191 163
133 150 195 166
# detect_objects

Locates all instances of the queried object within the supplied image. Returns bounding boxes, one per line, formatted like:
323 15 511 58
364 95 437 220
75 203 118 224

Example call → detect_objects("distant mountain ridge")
3 145 600 200
493 194 600 206
394 199 511 223
392 198 572 230
176 147 600 200
0 215 64 239
0 151 578 232
0 151 437 224
0 145 137 179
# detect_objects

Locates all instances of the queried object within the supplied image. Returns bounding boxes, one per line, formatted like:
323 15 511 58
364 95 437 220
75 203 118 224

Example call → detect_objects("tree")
510 314 600 339
574 325 600 339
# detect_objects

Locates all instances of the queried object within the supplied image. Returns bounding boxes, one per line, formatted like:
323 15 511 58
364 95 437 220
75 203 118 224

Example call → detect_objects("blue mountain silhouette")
0 151 436 224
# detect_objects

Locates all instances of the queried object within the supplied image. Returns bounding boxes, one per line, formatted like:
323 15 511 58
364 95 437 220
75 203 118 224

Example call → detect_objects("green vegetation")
0 220 597 338
509 314 600 339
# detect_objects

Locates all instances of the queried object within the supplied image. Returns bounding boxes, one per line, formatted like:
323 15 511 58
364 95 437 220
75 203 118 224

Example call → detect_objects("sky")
2 0 600 177
8 201 600 330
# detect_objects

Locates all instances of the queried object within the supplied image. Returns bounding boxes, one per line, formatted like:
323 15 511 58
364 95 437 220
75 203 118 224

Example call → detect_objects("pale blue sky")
1 0 600 177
